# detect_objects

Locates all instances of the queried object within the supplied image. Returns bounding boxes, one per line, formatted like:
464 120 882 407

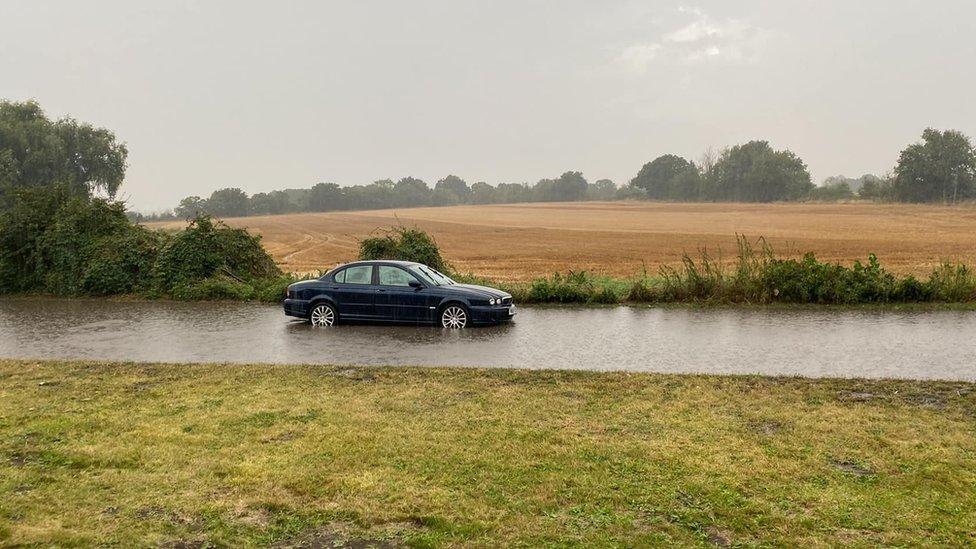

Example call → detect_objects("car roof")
336 260 423 268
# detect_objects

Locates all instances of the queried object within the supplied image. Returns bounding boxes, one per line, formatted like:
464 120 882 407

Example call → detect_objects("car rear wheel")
309 303 336 327
441 304 468 329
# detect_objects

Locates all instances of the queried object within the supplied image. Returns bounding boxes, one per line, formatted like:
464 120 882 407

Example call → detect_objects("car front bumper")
470 303 517 324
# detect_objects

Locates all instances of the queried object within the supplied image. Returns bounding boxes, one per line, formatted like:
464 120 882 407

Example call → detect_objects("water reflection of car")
283 260 516 328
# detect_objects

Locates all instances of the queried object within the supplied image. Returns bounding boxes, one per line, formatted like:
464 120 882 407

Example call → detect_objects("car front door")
331 265 377 318
375 265 430 322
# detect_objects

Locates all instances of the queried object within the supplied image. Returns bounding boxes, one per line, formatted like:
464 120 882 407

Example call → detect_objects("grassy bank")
455 237 976 306
2 360 974 546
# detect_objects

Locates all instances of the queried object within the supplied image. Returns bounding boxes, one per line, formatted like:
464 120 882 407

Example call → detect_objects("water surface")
1 298 974 380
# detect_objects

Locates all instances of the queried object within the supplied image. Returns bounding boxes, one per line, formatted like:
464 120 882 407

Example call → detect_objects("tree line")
137 128 975 221
628 130 975 204
2 99 973 224
147 173 626 221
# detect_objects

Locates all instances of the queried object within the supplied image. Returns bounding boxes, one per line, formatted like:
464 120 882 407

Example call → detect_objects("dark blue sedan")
283 260 516 328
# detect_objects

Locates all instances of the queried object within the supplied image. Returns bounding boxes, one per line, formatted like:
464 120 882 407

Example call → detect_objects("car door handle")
375 289 386 292
331 287 340 290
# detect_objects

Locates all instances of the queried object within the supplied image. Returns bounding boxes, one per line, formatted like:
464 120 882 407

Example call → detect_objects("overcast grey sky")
3 1 975 211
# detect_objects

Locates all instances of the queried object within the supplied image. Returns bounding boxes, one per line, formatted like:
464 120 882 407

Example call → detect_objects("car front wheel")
309 303 337 327
441 304 468 329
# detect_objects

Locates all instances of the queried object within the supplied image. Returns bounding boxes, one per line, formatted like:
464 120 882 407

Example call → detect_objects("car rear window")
336 265 372 284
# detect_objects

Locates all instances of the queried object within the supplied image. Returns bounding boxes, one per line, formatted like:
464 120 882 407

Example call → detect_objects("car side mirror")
409 280 423 289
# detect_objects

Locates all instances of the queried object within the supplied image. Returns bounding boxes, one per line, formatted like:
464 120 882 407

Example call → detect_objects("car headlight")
489 298 497 305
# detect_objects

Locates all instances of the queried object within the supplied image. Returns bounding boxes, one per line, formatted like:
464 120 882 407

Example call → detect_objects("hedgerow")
0 188 287 301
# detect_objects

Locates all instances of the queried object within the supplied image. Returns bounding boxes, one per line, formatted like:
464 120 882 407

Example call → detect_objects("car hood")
445 283 511 300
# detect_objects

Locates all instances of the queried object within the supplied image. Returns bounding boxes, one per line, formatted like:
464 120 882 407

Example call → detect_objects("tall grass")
491 235 976 305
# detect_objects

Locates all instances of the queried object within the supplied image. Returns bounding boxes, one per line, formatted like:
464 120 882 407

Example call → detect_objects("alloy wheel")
310 304 335 327
441 305 467 329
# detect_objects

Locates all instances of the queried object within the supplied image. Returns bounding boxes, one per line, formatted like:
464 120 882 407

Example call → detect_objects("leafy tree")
346 179 395 210
557 171 589 201
393 177 431 207
668 166 703 201
893 129 976 203
206 187 250 217
536 171 588 202
0 100 127 200
470 181 496 204
307 182 344 212
632 155 696 199
707 141 812 202
0 185 72 291
858 174 894 201
587 179 617 201
0 184 160 295
433 175 471 205
174 196 209 219
856 174 883 195
249 190 294 215
495 182 531 203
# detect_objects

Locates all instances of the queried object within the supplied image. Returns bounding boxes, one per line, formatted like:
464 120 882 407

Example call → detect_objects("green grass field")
2 360 975 546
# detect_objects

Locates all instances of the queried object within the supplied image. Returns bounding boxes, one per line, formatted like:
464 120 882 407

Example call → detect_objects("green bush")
252 275 300 303
0 188 282 301
80 228 163 295
152 215 280 293
527 272 593 303
168 274 299 303
892 275 930 302
760 254 896 304
31 195 156 296
926 263 976 302
170 276 256 301
359 226 448 271
524 271 622 304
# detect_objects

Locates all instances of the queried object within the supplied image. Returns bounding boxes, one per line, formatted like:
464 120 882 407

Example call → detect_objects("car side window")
378 266 418 287
337 265 372 285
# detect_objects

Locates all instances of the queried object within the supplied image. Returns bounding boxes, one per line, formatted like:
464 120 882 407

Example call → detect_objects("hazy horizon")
3 0 975 211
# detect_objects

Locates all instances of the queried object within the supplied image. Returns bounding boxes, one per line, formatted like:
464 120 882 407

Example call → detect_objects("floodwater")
1 298 974 381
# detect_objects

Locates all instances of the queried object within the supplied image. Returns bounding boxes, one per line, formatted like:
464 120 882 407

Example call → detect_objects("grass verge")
2 360 975 546
455 236 976 306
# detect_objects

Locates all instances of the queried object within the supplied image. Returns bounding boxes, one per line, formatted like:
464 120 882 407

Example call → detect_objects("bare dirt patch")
830 459 875 477
273 521 419 549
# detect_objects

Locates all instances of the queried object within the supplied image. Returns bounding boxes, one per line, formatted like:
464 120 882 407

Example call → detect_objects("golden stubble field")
149 201 976 281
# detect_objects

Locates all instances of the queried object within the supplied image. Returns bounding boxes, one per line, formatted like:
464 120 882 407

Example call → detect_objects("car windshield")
411 265 456 286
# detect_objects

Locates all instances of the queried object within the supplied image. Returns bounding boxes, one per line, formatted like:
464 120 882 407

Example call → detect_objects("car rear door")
331 265 378 318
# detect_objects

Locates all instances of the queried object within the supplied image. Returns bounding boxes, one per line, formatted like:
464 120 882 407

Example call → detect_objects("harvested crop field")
148 202 976 281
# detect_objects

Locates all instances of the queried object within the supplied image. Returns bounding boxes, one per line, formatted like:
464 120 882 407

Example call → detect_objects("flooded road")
1 298 974 380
